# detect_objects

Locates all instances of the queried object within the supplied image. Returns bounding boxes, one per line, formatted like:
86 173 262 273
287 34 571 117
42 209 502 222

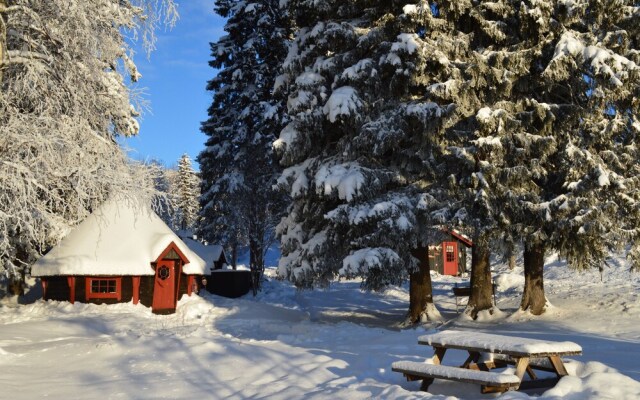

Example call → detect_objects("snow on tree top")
391 33 421 55
314 162 365 202
595 165 611 187
323 86 363 123
402 4 423 15
341 59 375 80
295 72 325 88
419 330 583 356
274 123 298 152
551 31 639 86
31 198 206 277
340 248 401 277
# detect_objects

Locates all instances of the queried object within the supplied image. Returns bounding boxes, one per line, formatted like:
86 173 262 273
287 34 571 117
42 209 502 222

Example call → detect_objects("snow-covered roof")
180 236 226 270
31 198 206 277
449 229 473 247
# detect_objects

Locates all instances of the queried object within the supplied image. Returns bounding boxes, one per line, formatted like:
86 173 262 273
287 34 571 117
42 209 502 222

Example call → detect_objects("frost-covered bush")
0 0 178 294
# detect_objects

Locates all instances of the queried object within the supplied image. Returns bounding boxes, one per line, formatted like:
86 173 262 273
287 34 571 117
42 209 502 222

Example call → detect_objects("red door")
442 241 459 276
152 260 177 312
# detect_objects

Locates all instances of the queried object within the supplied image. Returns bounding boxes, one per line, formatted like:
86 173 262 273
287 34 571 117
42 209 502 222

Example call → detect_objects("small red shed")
428 230 473 276
30 198 207 314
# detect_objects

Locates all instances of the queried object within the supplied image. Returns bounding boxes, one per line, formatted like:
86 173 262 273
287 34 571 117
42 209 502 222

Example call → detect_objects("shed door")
442 241 459 276
152 260 177 312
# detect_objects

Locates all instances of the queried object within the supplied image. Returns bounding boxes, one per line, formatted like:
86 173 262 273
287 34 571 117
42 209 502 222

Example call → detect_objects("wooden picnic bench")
392 330 582 394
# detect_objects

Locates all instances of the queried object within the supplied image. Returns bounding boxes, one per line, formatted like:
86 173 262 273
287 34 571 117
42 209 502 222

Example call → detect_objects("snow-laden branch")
0 4 43 22
1 49 52 65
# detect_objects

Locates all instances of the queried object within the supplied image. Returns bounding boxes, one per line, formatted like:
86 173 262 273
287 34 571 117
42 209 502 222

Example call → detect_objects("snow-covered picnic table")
392 330 582 394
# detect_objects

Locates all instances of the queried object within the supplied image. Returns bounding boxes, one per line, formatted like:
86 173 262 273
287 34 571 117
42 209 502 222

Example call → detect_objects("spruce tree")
428 0 640 316
275 0 459 323
276 0 640 321
174 154 201 231
199 0 291 272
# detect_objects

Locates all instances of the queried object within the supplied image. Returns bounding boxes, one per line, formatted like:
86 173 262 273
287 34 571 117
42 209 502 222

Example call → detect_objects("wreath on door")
158 266 170 280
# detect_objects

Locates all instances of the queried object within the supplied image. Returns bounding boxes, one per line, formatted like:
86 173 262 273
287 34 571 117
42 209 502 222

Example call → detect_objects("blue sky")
119 0 225 170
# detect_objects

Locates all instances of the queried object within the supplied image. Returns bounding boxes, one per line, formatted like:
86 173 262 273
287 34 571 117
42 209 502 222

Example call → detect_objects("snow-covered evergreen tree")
145 159 177 228
275 0 640 320
198 0 290 271
275 0 462 323
388 0 640 316
0 0 177 296
430 0 640 315
173 154 201 231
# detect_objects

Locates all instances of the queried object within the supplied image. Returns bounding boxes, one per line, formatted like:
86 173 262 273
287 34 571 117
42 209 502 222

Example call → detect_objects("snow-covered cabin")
428 230 473 276
31 199 206 314
178 234 227 271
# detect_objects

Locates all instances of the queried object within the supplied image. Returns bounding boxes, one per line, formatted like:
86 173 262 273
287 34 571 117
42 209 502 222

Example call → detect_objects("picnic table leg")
432 347 447 365
518 357 566 391
526 365 538 380
420 378 435 391
548 356 569 376
464 352 512 372
461 351 481 368
419 347 447 392
514 357 531 382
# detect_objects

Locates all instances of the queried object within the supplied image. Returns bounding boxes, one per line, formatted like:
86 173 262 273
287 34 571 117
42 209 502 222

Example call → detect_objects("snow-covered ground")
1 256 639 399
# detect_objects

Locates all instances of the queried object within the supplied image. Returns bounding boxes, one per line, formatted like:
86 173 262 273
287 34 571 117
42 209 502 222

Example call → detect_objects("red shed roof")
449 229 473 247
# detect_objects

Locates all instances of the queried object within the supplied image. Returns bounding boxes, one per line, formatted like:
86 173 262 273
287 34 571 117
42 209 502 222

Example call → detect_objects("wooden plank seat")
392 361 521 392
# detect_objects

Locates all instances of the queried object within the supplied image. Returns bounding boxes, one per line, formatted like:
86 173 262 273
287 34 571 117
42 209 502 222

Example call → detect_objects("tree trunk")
249 238 263 272
248 212 266 272
520 241 546 315
7 246 28 297
406 247 441 324
466 238 494 319
231 242 238 270
8 275 24 296
506 239 517 270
